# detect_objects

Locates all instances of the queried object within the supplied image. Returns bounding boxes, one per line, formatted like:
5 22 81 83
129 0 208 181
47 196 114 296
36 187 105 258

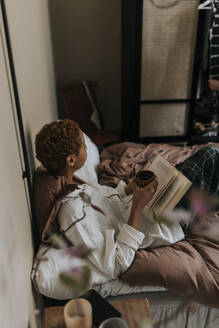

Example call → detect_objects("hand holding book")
127 176 158 229
126 155 192 217
125 155 191 219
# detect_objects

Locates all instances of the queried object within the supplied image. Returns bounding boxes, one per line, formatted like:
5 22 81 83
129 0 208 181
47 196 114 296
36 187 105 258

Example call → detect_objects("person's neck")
56 167 85 185
57 167 75 184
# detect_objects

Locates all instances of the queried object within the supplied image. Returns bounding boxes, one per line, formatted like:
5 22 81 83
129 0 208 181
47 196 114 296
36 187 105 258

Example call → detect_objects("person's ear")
65 154 76 168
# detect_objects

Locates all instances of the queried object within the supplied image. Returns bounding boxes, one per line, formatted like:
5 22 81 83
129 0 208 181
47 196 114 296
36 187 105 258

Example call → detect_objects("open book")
146 155 192 216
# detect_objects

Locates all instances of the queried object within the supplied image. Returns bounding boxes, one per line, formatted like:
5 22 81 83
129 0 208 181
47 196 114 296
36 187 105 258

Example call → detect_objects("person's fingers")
153 183 158 193
147 185 156 195
149 180 158 194
147 179 158 189
153 178 158 186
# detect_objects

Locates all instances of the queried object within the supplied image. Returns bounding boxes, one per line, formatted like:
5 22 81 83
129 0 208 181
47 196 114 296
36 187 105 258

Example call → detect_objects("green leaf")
59 266 91 293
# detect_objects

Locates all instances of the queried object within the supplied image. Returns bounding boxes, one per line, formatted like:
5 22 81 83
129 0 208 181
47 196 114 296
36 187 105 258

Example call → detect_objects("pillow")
74 133 100 184
32 244 165 300
32 245 87 299
33 132 100 243
33 168 77 242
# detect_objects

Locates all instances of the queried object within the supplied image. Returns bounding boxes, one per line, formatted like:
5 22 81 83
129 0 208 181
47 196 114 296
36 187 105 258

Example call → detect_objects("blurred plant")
151 188 219 327
33 233 92 294
79 191 105 215
50 233 92 294
155 188 219 242
33 188 219 326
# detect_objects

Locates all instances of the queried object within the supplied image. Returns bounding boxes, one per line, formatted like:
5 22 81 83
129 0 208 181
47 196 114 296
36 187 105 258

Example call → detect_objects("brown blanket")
121 235 219 309
98 142 219 308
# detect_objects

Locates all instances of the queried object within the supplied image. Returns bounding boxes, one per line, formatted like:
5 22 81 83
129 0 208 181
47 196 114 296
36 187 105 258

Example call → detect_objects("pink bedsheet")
98 142 218 187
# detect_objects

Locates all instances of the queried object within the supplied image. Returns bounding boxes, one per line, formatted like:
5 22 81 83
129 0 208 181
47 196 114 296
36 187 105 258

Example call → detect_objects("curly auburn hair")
35 119 82 174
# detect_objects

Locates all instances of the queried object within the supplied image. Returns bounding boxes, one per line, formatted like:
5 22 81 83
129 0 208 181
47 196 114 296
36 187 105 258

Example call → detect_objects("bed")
32 134 219 327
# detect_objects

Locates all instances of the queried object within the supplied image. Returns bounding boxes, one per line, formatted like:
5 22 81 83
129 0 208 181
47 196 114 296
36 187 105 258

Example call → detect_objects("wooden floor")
110 298 152 328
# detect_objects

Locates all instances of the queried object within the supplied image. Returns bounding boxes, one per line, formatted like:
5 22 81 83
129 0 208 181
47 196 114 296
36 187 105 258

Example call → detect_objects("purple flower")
50 234 90 258
190 190 211 218
64 245 91 258
79 192 91 204
79 191 105 215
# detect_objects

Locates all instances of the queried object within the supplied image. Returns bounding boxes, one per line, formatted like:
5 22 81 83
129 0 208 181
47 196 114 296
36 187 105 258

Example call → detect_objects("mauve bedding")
98 142 219 308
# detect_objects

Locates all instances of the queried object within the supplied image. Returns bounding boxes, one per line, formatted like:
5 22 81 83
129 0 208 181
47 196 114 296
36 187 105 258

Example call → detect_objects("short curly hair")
35 119 82 174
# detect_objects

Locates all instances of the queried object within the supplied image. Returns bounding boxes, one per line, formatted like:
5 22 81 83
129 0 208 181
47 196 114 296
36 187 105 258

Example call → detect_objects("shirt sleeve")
100 180 131 200
114 180 128 198
58 200 145 282
103 224 145 278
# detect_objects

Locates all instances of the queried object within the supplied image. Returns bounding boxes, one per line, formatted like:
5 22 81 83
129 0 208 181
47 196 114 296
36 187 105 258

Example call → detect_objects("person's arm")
58 181 157 281
108 179 158 276
127 179 158 229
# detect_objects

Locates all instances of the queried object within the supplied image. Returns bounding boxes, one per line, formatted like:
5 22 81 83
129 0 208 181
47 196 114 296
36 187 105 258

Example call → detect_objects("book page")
153 170 192 216
147 155 177 208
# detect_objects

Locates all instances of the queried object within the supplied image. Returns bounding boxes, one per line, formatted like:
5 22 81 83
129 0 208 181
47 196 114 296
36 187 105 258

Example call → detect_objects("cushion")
32 245 87 299
32 244 165 300
33 133 100 242
33 168 76 242
75 133 100 184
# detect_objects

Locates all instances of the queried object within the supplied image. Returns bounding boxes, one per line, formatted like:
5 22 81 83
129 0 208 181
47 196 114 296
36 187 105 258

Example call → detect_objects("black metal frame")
121 0 209 145
0 0 38 250
121 0 143 139
188 8 209 144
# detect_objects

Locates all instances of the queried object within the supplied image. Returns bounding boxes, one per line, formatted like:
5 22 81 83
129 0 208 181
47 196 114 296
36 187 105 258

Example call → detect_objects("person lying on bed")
34 119 219 287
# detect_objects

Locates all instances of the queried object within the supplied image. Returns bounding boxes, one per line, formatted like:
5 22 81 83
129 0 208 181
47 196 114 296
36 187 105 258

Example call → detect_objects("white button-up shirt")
58 181 184 286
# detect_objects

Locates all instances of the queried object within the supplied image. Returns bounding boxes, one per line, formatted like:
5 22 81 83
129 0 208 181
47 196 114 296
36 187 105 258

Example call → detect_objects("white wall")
49 0 121 131
0 23 36 328
5 0 57 168
0 1 57 327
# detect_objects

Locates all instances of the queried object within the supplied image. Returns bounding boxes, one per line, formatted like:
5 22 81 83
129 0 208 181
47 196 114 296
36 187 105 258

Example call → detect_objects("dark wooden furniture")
58 81 120 147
